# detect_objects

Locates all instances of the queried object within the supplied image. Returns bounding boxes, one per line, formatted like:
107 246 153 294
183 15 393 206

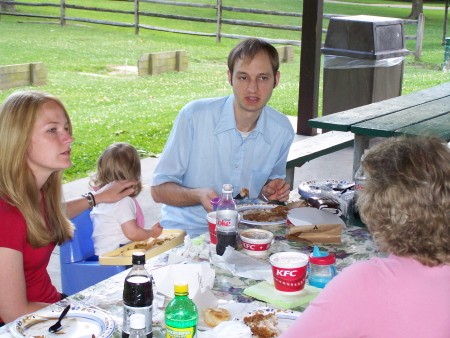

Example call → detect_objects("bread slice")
203 307 231 327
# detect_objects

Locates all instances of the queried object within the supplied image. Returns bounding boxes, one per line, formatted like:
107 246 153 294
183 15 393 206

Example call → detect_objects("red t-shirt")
0 198 61 321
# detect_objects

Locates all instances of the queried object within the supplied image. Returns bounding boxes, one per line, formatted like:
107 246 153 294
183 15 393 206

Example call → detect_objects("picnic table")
0 202 377 337
308 82 450 177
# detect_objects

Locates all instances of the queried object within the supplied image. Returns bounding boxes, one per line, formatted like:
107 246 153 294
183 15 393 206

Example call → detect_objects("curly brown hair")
357 136 450 266
90 142 142 198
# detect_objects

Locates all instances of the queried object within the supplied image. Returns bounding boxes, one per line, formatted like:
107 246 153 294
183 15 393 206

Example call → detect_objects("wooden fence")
0 0 424 60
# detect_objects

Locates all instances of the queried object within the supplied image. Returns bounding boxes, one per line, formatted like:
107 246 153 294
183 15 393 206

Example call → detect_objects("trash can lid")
322 15 410 60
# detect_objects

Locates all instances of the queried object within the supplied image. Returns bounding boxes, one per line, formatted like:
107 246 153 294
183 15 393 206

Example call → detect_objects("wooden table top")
308 82 450 141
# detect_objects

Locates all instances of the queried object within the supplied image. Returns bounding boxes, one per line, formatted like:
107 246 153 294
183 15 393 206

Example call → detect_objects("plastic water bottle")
165 282 198 338
215 183 238 256
122 252 153 338
353 152 367 220
129 314 147 338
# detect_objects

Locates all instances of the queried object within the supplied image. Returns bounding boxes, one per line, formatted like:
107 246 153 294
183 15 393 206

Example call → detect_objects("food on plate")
286 199 309 209
129 231 174 251
204 307 231 327
243 310 279 338
242 205 289 222
307 196 340 210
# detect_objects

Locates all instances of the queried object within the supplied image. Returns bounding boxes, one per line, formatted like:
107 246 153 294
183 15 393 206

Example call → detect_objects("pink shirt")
280 255 450 338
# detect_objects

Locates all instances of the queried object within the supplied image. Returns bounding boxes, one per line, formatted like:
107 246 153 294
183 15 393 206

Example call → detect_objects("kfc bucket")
269 251 309 294
239 229 273 257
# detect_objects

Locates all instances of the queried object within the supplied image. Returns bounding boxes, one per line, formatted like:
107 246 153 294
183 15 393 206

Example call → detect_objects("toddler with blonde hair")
90 142 163 256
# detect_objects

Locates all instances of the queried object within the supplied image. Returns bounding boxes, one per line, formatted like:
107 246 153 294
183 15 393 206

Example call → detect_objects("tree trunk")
408 0 423 20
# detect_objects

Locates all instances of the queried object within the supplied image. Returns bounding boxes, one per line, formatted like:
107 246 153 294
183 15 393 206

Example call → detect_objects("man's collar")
213 95 272 145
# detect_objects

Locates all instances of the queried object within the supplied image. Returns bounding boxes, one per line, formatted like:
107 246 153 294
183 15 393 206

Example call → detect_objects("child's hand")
150 222 163 238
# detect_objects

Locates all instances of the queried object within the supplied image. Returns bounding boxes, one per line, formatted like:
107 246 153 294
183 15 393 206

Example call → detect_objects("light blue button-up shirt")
152 95 295 237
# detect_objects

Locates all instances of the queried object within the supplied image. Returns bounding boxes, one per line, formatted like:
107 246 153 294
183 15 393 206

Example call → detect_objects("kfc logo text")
242 242 268 251
275 269 298 277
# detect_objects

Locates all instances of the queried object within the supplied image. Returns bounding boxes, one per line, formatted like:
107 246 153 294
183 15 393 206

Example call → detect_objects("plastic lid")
132 252 145 265
130 313 146 329
309 246 336 265
174 282 189 294
222 183 233 193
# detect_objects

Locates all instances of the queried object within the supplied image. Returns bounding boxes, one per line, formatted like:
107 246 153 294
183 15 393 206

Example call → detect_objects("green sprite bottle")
165 282 198 338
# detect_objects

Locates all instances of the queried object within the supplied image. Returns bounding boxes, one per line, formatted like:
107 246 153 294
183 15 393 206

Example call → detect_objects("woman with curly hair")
0 91 136 324
281 136 450 337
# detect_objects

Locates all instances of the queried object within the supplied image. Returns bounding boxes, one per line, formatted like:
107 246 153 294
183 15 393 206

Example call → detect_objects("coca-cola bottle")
122 252 153 338
215 184 238 256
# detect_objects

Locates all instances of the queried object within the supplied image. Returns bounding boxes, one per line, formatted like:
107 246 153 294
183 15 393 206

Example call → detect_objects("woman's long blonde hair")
0 90 73 247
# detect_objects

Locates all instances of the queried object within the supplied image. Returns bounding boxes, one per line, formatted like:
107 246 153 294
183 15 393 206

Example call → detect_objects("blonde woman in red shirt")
0 90 136 324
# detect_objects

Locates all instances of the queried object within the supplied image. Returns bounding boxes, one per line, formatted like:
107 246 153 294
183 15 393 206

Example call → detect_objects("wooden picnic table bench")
308 81 450 177
285 130 354 189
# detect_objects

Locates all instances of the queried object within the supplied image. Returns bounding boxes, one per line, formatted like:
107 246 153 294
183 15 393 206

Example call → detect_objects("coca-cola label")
216 209 238 230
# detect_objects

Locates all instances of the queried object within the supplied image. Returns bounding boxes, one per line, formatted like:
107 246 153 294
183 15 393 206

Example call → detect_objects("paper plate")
10 306 115 338
238 204 287 226
298 179 353 199
287 207 345 227
234 307 301 336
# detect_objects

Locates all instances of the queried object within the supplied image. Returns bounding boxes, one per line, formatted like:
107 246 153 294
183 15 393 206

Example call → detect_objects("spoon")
48 304 71 333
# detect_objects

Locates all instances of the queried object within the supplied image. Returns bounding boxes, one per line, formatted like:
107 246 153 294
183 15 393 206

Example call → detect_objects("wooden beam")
297 0 323 136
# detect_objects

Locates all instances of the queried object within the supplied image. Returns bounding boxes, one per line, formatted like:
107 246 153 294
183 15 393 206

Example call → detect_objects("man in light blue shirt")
151 38 295 237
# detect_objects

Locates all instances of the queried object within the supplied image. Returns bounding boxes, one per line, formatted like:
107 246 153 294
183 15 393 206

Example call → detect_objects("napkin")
168 234 210 263
152 262 215 300
198 321 252 338
210 246 272 281
244 281 321 310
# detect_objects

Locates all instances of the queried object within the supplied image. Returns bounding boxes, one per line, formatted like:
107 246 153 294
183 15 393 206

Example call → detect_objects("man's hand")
200 189 220 212
261 179 291 202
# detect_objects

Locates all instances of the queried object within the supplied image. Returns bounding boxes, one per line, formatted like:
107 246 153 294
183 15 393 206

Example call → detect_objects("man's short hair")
227 38 279 76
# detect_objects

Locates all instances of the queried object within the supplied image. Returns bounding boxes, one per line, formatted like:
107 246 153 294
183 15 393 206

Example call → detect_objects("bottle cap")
174 281 189 294
130 313 146 330
222 183 233 193
132 252 145 265
309 246 336 265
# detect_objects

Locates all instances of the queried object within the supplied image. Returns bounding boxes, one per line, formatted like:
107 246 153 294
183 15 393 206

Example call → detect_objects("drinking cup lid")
309 246 336 265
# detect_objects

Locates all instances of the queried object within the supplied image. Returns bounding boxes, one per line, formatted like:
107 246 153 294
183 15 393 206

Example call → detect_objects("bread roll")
203 307 231 327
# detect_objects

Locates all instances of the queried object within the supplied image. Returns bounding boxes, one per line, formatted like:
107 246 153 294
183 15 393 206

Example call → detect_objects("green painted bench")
285 131 354 189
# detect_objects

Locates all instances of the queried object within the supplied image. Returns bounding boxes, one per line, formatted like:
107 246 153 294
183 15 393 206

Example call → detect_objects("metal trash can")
322 15 410 116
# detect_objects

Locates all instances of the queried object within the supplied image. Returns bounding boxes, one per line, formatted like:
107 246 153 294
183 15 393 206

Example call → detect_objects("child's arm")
121 220 163 242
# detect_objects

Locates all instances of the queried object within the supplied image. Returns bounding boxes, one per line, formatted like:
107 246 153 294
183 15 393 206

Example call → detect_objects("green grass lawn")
0 0 448 182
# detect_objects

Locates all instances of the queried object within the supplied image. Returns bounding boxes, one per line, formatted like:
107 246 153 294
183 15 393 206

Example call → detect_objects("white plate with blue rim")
237 204 287 226
9 305 115 338
298 180 353 199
